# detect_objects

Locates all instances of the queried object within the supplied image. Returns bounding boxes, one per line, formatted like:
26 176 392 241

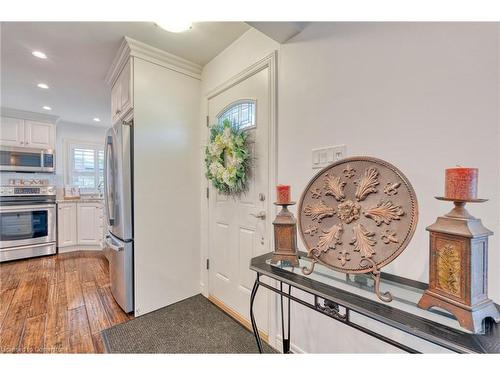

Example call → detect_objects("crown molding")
105 36 202 86
1 107 60 124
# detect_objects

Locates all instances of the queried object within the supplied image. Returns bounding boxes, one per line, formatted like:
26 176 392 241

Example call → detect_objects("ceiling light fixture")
37 83 49 89
93 118 101 122
42 106 52 111
32 51 47 59
155 21 192 33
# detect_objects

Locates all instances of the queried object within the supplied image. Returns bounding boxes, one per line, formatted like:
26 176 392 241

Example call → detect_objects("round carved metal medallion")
298 156 418 274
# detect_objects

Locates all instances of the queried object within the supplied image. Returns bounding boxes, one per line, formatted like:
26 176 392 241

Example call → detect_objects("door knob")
250 211 266 220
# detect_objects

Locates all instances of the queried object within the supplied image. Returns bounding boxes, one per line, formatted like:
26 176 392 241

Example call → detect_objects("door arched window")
217 100 256 130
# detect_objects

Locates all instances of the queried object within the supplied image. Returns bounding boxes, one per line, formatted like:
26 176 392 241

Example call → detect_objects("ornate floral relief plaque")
298 157 418 274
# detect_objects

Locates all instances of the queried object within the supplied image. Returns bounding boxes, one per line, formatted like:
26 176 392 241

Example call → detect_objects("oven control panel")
0 186 56 196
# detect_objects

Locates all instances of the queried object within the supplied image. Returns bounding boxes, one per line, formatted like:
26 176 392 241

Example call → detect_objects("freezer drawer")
105 232 133 313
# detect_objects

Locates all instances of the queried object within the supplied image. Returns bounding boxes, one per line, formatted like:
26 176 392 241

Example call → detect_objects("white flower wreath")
205 119 251 195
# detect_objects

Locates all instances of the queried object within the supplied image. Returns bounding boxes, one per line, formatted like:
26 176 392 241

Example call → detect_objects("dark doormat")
101 294 276 353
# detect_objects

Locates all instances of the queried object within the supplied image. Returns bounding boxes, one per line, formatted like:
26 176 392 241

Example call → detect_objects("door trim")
201 51 278 348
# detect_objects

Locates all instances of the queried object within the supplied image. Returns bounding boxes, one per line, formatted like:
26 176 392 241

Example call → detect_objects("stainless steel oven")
0 146 55 173
0 185 56 262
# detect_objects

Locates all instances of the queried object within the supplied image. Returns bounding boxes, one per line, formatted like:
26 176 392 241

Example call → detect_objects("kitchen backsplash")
0 172 61 186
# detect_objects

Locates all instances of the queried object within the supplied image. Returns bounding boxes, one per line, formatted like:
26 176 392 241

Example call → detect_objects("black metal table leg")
280 282 292 353
250 274 263 353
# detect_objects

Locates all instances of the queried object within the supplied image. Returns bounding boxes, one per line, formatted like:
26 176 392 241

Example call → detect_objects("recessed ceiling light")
42 106 52 111
155 21 192 33
32 51 47 59
37 83 49 89
93 118 101 122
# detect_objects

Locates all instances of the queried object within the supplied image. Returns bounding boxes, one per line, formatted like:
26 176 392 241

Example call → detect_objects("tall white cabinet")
111 59 133 124
57 201 104 252
105 37 202 316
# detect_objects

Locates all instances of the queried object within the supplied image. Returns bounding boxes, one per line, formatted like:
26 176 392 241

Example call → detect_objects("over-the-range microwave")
0 146 55 173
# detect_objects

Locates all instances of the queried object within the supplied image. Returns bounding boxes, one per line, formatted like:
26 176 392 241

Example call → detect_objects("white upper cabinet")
0 116 55 150
0 117 25 146
111 58 133 124
24 120 55 149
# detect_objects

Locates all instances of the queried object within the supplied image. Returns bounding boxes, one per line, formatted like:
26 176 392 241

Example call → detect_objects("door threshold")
208 294 269 343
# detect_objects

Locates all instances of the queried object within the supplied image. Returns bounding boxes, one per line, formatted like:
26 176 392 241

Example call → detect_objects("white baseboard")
58 246 103 253
275 334 306 354
200 281 208 297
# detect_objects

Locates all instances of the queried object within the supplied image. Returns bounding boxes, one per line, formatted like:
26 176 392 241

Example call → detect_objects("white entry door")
208 66 271 334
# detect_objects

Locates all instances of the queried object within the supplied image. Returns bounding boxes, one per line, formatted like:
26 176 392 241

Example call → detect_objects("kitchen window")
66 142 104 193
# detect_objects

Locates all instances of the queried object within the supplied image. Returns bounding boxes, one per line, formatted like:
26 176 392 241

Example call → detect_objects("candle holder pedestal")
418 197 500 333
271 202 300 267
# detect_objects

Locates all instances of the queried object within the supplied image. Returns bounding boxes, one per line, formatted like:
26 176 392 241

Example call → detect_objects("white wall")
133 57 202 316
202 23 500 353
279 22 499 353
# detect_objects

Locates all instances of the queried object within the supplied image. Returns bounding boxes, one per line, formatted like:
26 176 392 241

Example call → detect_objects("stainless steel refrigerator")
104 120 134 313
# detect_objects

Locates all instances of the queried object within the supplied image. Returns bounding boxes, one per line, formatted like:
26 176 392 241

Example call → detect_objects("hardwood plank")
18 314 46 353
28 276 49 317
0 264 21 292
93 260 110 288
82 281 110 334
40 256 56 283
45 282 68 339
45 280 68 354
78 258 95 283
61 255 77 273
10 277 35 306
65 271 84 310
0 289 15 329
1 252 131 354
92 333 106 354
53 261 65 284
67 306 94 353
45 330 69 353
0 301 30 353
97 286 130 325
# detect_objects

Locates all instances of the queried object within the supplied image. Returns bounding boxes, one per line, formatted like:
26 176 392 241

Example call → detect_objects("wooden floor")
0 251 133 353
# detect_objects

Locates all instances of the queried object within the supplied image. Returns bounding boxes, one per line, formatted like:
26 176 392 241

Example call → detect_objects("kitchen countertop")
56 196 104 204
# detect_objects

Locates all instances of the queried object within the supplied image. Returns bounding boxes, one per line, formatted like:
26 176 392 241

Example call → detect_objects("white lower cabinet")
57 203 77 247
57 201 104 252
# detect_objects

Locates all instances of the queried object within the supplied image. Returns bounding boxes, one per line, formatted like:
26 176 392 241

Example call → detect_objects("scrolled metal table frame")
249 252 500 354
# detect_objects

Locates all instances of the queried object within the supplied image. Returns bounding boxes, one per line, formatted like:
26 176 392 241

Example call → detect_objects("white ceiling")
0 22 250 126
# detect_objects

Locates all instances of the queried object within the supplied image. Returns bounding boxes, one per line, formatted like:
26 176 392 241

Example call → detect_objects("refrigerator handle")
104 134 116 226
105 234 124 252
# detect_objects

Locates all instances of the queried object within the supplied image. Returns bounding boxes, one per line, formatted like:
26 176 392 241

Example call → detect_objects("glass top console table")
249 252 500 354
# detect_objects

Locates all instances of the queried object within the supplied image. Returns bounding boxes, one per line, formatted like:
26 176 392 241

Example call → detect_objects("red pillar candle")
276 185 291 204
445 167 478 200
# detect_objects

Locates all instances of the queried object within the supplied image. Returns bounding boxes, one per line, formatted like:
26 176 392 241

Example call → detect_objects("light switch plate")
312 144 346 169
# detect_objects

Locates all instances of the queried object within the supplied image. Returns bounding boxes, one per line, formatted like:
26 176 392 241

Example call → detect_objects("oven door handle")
0 204 56 212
